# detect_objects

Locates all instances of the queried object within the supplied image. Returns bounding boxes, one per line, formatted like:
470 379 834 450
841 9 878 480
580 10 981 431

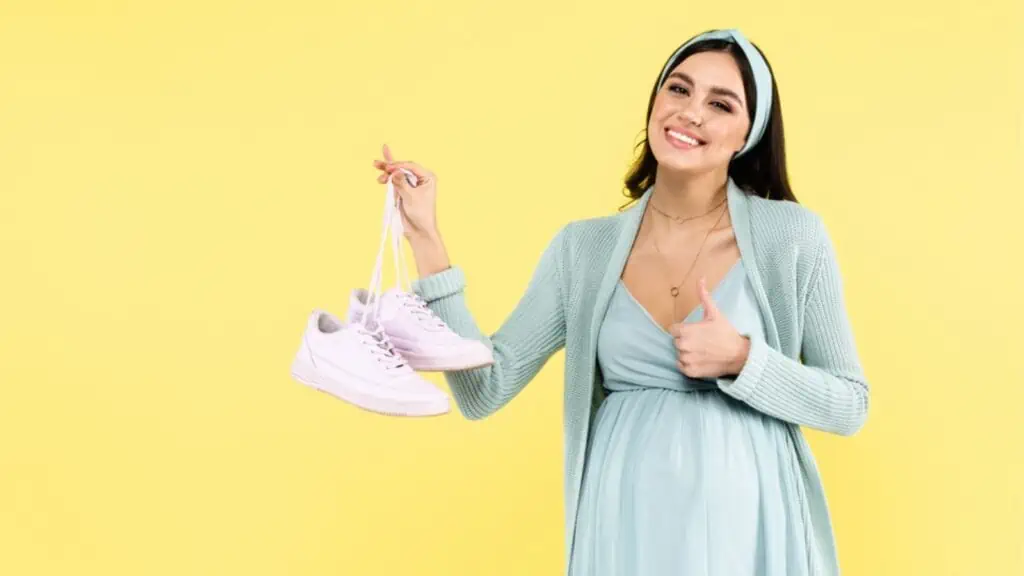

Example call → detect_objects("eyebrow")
668 72 745 107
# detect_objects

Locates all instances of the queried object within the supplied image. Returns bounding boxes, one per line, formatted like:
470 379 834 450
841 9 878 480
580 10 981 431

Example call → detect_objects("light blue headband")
655 29 772 157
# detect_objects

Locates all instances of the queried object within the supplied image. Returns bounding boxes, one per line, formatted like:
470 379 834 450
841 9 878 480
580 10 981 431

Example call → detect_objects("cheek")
648 107 669 134
711 122 749 153
647 93 678 132
732 118 753 149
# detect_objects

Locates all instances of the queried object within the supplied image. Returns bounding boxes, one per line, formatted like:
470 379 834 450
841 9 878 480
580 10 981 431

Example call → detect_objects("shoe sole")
399 349 495 372
291 357 450 417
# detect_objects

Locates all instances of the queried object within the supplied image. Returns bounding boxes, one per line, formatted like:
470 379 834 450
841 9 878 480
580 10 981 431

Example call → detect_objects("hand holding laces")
353 170 421 370
337 163 494 375
358 169 447 333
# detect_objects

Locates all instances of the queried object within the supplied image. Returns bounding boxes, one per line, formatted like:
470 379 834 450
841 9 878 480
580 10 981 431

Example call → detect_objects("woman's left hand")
669 277 751 379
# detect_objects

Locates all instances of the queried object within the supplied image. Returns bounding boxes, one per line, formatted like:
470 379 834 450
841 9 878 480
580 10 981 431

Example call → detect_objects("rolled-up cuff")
410 265 467 303
717 335 771 401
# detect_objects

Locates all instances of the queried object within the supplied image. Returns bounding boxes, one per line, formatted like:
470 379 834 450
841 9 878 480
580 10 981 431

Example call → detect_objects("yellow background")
2 0 1021 574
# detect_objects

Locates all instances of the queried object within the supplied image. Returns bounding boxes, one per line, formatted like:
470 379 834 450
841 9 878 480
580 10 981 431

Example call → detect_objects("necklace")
649 195 727 225
651 201 729 311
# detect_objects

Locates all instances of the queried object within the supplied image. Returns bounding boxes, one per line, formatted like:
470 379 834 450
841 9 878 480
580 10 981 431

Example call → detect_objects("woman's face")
647 50 751 175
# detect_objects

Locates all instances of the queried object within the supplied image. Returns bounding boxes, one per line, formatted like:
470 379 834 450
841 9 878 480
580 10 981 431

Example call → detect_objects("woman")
374 28 869 576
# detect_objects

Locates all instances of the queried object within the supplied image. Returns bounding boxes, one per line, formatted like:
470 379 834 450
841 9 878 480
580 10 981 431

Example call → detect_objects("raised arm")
411 228 570 419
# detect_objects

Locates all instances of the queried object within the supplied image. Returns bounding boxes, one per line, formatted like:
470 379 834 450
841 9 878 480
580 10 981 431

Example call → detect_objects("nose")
679 100 703 127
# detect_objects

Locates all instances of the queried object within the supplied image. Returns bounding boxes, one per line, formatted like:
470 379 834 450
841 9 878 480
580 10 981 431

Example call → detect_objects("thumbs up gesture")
669 277 751 379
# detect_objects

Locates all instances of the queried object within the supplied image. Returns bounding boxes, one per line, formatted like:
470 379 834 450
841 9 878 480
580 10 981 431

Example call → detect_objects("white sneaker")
348 288 494 372
290 309 450 417
350 168 494 372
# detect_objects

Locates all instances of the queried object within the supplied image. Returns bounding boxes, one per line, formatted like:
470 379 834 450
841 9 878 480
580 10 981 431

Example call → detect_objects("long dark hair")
623 33 797 203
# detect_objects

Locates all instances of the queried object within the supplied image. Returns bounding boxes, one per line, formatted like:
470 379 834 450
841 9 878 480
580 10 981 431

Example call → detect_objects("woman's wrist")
730 335 752 375
408 230 451 277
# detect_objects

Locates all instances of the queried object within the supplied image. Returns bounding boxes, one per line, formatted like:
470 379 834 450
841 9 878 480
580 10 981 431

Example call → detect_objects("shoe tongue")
359 290 398 321
377 288 405 317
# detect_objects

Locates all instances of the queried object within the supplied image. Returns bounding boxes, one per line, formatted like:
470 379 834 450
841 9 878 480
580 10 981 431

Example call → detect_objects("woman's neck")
650 168 729 219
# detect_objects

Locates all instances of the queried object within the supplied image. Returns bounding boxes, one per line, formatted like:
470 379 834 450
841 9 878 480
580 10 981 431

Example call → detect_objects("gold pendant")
670 287 679 297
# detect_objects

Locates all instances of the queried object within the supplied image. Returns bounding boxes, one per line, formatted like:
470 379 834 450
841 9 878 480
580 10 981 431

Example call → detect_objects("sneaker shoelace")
361 169 434 326
355 322 407 371
355 169 431 365
395 291 447 331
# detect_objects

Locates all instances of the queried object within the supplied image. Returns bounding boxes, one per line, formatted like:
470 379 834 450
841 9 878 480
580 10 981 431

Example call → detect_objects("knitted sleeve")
717 222 870 436
410 227 569 420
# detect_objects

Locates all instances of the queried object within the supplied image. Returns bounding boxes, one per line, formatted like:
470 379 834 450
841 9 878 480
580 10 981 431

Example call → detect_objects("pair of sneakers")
290 170 492 417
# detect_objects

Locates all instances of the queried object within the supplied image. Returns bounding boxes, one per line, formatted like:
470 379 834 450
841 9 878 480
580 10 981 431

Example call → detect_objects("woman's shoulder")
744 195 848 290
530 204 638 275
545 204 635 250
746 194 831 250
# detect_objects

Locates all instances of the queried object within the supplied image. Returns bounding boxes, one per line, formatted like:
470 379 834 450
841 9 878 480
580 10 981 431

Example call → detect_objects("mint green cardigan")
411 179 870 575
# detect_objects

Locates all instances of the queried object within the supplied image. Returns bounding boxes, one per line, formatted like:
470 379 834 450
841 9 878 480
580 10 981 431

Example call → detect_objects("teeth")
668 129 700 146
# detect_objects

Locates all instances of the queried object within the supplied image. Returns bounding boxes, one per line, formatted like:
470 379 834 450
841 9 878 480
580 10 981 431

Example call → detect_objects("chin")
651 148 706 174
659 157 702 173
652 145 729 177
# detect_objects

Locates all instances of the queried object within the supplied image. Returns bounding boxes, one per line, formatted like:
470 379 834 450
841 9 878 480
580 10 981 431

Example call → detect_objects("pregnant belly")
584 388 794 542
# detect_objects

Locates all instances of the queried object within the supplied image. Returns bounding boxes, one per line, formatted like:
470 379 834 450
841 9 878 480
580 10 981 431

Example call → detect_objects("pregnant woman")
374 27 869 576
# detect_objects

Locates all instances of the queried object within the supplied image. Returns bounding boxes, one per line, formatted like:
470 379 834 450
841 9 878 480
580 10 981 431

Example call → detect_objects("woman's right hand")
373 144 451 276
373 144 439 243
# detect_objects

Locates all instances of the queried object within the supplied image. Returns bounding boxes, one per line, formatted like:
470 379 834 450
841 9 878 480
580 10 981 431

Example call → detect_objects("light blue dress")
569 261 813 576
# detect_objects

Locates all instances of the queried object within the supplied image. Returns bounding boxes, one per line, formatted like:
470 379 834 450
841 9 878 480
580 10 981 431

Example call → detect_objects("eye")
711 101 733 113
668 83 689 95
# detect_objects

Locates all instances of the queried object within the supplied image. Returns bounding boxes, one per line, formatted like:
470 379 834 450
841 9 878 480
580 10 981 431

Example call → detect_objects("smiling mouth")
665 128 705 149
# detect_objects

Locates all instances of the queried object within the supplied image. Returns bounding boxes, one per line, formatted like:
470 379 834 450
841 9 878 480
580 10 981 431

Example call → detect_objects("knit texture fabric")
411 180 869 575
